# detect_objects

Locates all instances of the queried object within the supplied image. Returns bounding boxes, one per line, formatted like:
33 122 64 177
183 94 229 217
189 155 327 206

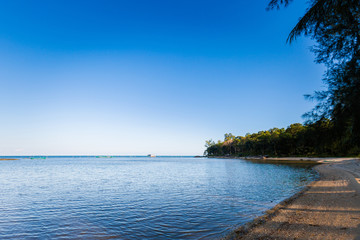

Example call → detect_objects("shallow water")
0 156 317 239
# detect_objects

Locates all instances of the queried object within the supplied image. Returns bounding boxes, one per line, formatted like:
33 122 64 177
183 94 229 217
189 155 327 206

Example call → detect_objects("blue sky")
0 0 324 155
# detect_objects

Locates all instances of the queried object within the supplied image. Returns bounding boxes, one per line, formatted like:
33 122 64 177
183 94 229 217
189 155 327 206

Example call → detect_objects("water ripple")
0 157 317 239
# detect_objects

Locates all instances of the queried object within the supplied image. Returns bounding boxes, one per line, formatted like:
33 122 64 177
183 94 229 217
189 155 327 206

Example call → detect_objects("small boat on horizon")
147 154 156 157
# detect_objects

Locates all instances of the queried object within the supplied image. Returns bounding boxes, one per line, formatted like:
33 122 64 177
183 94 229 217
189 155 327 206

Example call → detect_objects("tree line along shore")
205 119 360 158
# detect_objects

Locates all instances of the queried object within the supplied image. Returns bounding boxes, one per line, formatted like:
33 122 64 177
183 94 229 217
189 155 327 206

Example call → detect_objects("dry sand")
226 158 360 240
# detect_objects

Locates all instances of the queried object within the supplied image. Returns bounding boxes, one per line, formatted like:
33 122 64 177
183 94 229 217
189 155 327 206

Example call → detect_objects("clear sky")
0 0 325 156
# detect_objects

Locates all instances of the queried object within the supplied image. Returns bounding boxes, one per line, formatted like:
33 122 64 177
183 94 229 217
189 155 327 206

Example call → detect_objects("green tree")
224 133 235 141
205 139 215 148
269 0 360 154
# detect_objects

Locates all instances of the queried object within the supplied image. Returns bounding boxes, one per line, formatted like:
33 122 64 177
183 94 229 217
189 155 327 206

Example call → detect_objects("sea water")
0 156 317 239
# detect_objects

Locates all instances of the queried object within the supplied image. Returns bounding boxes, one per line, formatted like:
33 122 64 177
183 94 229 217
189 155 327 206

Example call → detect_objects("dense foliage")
205 0 360 157
303 0 360 152
205 119 359 157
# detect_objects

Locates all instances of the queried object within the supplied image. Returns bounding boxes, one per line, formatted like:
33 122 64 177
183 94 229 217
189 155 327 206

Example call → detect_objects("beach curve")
225 158 360 240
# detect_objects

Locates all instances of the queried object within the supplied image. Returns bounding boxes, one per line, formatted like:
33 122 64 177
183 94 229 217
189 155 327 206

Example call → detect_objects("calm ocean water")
0 156 317 239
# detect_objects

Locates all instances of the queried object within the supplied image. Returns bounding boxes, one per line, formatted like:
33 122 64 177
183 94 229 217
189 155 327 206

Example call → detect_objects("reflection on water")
0 157 317 239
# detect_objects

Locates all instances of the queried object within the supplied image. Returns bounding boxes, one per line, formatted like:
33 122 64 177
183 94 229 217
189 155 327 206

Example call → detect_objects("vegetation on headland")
206 0 360 157
205 119 359 157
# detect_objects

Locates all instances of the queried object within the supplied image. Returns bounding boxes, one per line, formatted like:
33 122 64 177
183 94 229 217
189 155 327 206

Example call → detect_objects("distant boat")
147 154 156 157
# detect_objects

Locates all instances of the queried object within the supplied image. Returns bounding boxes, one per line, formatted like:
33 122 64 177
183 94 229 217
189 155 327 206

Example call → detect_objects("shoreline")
210 155 353 164
223 157 360 239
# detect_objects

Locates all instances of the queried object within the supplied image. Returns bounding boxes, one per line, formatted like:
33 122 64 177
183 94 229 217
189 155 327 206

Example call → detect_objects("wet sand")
226 158 360 240
0 158 18 161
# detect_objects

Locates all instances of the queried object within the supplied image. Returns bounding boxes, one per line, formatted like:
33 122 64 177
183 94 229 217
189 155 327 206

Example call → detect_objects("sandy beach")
226 158 360 240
